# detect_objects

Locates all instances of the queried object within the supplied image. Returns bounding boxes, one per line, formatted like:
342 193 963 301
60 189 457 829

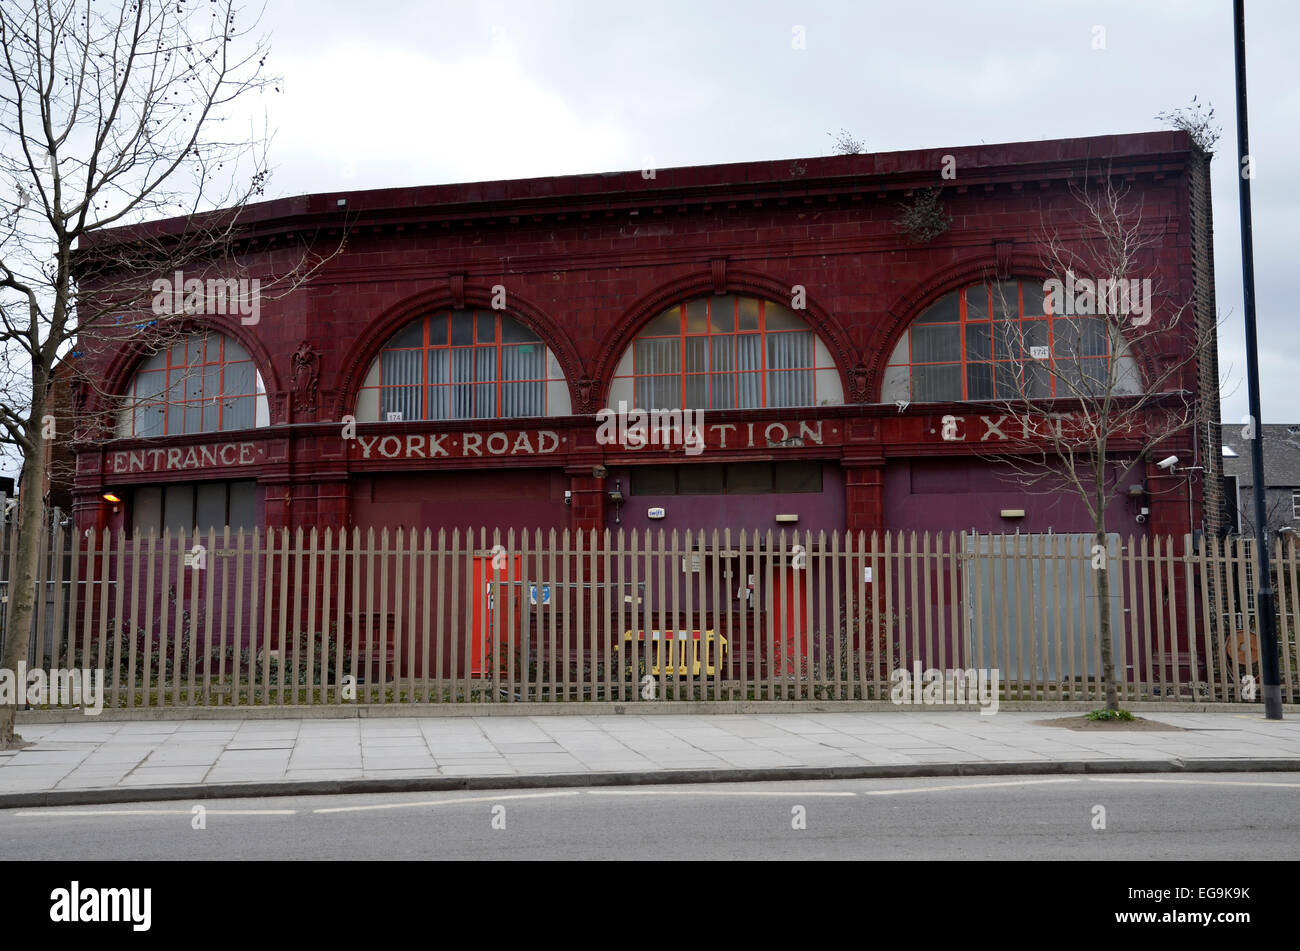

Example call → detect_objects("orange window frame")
130 334 257 437
369 311 548 421
629 296 818 410
897 281 1111 401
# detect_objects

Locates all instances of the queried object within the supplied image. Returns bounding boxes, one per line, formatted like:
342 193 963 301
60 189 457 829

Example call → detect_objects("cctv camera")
1136 513 1147 524
1156 455 1179 471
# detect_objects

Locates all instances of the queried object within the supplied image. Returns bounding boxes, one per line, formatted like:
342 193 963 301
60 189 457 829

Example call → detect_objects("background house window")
1293 488 1299 520
357 310 571 421
609 295 844 410
117 333 269 438
880 280 1143 403
132 480 258 534
631 461 823 495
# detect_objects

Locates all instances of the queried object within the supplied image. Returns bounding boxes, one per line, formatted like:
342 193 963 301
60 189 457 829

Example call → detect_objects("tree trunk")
1094 526 1119 711
0 420 46 747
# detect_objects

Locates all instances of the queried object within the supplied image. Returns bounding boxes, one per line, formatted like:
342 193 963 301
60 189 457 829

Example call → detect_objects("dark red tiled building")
69 131 1220 543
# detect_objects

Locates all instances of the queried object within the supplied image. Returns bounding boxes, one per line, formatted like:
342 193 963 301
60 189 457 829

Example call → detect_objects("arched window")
609 295 843 410
356 309 571 421
117 332 269 438
880 279 1142 403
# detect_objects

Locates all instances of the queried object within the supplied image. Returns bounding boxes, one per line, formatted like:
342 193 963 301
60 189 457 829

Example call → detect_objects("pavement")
2 710 1299 808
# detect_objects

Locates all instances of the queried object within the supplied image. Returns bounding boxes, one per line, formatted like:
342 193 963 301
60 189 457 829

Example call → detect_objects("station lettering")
353 430 562 460
109 442 261 474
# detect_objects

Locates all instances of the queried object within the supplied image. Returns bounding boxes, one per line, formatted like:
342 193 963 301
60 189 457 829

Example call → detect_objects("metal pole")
1234 0 1283 719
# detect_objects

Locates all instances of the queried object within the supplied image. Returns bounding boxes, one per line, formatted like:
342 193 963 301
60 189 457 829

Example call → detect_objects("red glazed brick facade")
69 131 1218 543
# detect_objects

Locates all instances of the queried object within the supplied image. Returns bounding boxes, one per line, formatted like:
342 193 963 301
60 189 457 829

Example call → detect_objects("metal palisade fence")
1 513 1297 710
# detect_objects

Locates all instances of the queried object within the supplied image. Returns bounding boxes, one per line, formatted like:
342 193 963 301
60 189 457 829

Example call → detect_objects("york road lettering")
109 442 263 474
353 431 563 460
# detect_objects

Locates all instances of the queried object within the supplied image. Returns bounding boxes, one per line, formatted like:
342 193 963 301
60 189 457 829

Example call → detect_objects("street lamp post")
1233 0 1283 719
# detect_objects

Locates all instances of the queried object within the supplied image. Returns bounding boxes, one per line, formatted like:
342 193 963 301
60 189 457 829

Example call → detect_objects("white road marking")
865 778 1081 796
313 791 580 814
585 789 856 797
1089 777 1300 789
14 809 296 817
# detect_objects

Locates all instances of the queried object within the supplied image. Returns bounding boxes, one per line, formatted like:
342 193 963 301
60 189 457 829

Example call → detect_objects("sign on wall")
107 441 265 475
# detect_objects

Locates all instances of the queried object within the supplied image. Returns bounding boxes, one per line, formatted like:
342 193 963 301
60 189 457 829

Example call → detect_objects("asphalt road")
1 773 1296 860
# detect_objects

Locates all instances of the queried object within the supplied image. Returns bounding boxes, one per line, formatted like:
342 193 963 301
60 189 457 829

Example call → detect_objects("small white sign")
385 411 404 421
681 555 702 573
1029 345 1050 360
863 566 873 583
647 507 665 519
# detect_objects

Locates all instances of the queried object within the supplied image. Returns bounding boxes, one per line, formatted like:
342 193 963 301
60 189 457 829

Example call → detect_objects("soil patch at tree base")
1032 716 1184 732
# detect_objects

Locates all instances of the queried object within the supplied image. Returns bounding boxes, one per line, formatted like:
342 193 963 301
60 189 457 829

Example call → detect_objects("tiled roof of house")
1219 423 1300 487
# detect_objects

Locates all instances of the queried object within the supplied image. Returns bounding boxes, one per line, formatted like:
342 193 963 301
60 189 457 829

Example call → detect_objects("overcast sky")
249 0 1294 428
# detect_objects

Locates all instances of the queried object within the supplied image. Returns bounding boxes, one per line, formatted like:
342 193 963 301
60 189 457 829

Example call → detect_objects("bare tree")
959 172 1220 710
827 128 866 155
0 1 289 746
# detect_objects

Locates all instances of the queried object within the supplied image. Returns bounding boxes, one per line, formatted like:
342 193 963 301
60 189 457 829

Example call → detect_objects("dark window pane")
685 299 709 333
992 281 1020 320
228 481 257 531
389 319 424 349
912 364 962 401
476 312 496 343
774 461 822 493
966 362 994 400
677 464 724 495
224 361 253 396
737 296 758 331
163 484 195 534
1025 361 1052 399
643 307 681 336
1023 319 1049 351
993 321 1021 361
450 311 474 346
910 324 961 363
710 298 734 332
196 483 226 533
764 301 805 330
426 312 448 345
726 462 773 493
994 362 1020 398
132 487 163 535
965 285 989 321
964 324 991 361
1021 281 1046 316
915 291 960 324
1053 316 1108 358
500 316 537 343
631 466 677 495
